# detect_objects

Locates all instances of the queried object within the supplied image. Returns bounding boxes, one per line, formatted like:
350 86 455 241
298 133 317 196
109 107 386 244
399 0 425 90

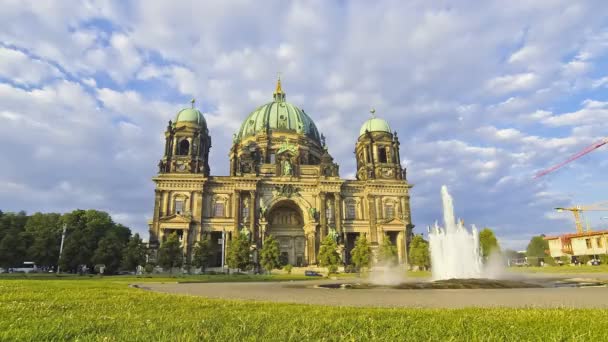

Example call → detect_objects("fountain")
313 185 596 290
428 185 484 280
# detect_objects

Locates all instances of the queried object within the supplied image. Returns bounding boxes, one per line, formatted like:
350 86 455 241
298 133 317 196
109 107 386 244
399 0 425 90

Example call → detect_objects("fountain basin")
316 279 541 289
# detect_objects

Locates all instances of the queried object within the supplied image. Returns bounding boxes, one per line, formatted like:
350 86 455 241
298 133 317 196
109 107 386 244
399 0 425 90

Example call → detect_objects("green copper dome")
236 79 321 143
359 117 392 136
174 107 206 127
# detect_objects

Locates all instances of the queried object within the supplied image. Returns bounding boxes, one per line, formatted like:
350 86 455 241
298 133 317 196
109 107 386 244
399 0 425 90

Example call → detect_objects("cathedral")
148 79 414 267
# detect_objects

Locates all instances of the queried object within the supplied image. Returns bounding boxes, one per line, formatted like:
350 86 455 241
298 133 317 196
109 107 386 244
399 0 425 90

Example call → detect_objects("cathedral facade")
148 80 414 267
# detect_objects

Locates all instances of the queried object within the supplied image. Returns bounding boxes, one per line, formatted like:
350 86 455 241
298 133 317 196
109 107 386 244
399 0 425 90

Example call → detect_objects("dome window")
177 139 190 155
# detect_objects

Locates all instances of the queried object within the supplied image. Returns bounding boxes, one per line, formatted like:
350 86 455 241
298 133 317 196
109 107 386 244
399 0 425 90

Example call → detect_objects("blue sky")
1 1 608 249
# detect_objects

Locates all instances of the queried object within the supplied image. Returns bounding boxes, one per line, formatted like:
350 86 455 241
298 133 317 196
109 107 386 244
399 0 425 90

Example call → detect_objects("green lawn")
2 277 608 340
509 265 608 274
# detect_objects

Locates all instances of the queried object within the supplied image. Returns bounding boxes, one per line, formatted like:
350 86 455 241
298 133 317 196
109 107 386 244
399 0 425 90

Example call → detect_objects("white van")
11 261 37 273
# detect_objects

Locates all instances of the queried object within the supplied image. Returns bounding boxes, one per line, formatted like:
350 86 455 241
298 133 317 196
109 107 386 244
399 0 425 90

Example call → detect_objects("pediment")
159 214 192 224
378 217 407 226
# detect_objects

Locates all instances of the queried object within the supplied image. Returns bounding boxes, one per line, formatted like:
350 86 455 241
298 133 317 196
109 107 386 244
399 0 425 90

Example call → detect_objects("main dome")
236 79 321 143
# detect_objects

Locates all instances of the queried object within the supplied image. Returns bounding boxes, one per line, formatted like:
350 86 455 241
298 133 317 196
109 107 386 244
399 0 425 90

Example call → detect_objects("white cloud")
1 0 608 246
0 47 62 85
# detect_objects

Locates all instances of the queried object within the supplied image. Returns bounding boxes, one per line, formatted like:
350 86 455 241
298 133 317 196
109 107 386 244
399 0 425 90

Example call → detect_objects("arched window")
177 139 190 155
378 146 387 163
175 199 184 215
385 203 394 219
214 202 225 217
346 201 356 220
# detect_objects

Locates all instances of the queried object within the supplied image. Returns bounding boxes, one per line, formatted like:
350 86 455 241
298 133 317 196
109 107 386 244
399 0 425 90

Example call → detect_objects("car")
304 270 323 277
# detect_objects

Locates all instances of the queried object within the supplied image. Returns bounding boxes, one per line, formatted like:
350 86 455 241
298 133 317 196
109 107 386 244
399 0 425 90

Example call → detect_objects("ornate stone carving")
276 142 298 155
273 184 300 198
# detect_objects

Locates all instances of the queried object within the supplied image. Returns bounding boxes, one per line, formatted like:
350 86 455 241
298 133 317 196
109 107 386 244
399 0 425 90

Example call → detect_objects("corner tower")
355 109 405 181
158 100 211 176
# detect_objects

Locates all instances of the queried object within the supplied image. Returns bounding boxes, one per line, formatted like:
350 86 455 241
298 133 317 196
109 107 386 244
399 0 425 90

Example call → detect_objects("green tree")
191 237 213 273
0 230 26 268
350 234 371 272
59 210 131 272
226 233 251 272
24 213 62 267
378 236 398 266
479 228 500 260
408 235 430 270
526 235 550 266
317 235 341 274
92 232 125 274
121 233 147 272
260 235 280 274
158 232 183 273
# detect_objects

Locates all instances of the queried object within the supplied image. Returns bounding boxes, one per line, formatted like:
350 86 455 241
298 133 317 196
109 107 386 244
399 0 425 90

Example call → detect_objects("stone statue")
282 159 293 176
328 227 338 242
308 207 318 221
240 225 250 240
259 198 268 219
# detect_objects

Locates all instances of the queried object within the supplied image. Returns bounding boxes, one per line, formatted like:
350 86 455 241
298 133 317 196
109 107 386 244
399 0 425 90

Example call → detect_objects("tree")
378 236 398 266
158 232 183 273
0 230 26 268
121 233 147 272
526 235 550 266
226 233 251 272
59 210 131 272
408 235 430 270
24 213 62 267
191 237 213 273
479 228 500 260
260 235 280 274
350 234 371 272
317 235 341 274
92 232 125 274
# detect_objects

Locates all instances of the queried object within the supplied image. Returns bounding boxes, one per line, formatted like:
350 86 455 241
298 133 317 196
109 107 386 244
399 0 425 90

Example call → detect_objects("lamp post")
56 223 67 274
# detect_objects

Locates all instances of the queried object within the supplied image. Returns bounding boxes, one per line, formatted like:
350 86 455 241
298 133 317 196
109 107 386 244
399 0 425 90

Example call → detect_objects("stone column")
152 190 161 241
334 193 343 238
233 191 241 234
397 231 405 264
307 231 316 264
249 191 256 238
183 229 189 253
319 193 327 239
367 195 377 243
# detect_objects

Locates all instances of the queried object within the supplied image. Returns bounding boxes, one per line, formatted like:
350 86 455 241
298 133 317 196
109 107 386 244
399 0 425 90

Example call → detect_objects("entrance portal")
267 201 306 266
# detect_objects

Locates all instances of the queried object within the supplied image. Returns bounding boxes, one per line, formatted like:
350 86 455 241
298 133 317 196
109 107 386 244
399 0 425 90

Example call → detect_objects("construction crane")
535 138 608 178
555 201 608 233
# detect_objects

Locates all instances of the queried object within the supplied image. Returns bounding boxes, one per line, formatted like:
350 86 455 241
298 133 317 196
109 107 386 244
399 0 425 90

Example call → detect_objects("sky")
1 0 608 250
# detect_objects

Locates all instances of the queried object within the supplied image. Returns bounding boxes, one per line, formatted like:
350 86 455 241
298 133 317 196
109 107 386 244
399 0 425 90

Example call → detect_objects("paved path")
137 276 608 308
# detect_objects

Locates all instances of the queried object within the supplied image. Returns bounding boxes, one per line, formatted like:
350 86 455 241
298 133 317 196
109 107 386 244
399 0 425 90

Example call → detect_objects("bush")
599 254 608 265
578 255 591 265
284 264 293 274
560 255 571 265
544 257 556 266
144 263 154 274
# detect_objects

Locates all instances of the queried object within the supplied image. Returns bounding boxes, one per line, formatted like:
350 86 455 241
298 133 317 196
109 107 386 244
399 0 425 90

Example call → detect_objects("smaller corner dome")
359 117 392 136
174 108 206 127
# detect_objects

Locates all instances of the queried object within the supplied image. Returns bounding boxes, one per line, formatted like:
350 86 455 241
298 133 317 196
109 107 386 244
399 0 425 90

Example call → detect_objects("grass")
0 273 324 283
2 277 608 340
509 265 608 274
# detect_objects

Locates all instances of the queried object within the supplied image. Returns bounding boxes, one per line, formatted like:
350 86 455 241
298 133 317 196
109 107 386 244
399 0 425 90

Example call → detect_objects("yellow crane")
555 201 608 233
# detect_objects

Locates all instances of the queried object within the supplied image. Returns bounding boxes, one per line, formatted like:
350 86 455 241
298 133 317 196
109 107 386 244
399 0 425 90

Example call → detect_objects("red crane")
535 138 608 178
